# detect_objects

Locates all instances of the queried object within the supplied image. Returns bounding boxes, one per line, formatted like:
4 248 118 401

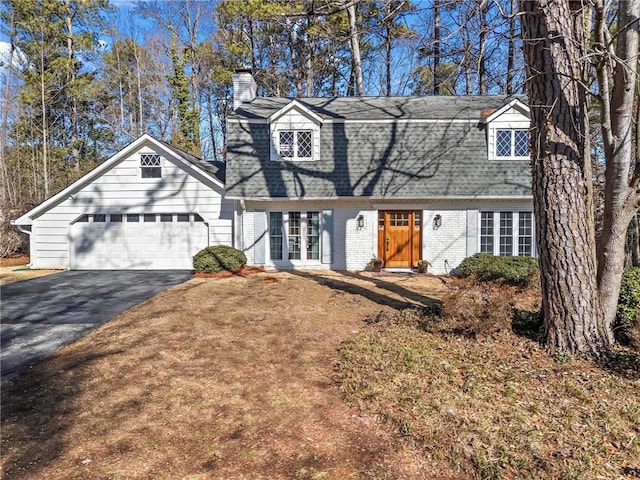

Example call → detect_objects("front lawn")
2 271 638 479
338 278 640 480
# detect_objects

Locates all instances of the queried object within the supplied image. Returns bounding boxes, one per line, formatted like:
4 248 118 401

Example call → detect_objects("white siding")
486 106 530 161
269 107 321 162
29 141 233 269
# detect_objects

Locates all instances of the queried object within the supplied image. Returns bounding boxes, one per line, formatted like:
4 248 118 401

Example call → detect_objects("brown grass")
338 278 640 480
1 272 450 480
0 256 61 285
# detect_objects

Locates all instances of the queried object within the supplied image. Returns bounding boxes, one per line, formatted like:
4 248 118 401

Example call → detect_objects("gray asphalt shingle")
226 96 532 199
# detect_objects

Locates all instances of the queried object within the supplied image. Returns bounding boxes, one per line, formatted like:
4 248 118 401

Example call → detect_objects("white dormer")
269 100 322 162
485 99 530 161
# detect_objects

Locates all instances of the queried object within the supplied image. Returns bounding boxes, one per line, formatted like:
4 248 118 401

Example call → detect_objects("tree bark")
520 0 611 355
595 0 640 329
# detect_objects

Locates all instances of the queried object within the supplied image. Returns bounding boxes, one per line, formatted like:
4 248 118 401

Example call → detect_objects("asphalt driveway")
0 270 192 382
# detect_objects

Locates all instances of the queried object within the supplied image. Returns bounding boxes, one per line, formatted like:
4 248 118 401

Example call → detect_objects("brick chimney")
232 70 257 110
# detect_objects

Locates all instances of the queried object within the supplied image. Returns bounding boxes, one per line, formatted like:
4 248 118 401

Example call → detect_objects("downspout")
238 199 246 252
10 221 33 268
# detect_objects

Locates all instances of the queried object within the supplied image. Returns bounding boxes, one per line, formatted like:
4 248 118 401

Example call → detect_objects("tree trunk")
506 0 516 95
0 10 16 207
286 17 304 96
520 0 611 356
385 24 392 96
477 0 488 95
595 0 640 330
433 0 440 95
39 22 50 200
64 1 80 173
346 3 364 96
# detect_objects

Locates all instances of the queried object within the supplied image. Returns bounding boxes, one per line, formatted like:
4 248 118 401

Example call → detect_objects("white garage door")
70 213 209 269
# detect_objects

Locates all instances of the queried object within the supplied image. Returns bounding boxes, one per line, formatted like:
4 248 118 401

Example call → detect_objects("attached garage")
12 135 234 270
69 213 209 269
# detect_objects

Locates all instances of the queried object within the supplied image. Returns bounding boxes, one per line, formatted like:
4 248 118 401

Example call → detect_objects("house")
12 134 233 270
13 72 533 273
225 71 533 274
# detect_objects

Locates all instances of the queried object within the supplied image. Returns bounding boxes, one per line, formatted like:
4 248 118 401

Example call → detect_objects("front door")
378 210 422 268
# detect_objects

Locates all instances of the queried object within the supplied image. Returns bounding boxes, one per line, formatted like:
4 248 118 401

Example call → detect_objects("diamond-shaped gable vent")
141 154 161 166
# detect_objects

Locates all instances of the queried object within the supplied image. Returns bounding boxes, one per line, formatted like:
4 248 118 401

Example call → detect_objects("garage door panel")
70 215 208 270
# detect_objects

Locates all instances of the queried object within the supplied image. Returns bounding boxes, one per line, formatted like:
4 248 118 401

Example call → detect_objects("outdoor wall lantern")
433 214 442 229
356 214 365 229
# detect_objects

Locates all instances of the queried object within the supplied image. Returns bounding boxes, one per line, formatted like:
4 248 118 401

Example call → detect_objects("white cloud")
0 41 27 71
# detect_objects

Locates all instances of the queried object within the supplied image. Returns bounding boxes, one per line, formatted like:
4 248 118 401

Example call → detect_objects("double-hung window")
495 129 529 158
269 211 321 262
278 130 313 160
480 211 534 256
141 154 161 178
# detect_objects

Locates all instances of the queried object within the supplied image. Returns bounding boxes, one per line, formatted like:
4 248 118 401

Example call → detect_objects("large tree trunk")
595 0 640 330
520 0 612 356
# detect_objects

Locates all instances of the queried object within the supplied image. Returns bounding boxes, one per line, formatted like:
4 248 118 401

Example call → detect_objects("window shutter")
466 209 479 256
322 209 333 264
254 210 266 264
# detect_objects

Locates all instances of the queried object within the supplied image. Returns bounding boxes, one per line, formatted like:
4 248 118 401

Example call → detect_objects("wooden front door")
377 210 422 268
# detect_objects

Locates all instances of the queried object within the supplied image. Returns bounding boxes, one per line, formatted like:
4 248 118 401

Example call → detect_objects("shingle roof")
157 138 226 183
231 95 525 121
226 96 531 199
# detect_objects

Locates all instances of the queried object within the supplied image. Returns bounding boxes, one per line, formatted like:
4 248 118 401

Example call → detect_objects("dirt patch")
1 271 447 479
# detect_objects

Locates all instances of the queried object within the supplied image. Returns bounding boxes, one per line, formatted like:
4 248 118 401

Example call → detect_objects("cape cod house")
225 71 534 274
12 71 533 273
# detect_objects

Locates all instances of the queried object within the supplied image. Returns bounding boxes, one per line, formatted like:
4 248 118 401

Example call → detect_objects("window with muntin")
140 154 161 178
495 129 529 158
278 130 313 160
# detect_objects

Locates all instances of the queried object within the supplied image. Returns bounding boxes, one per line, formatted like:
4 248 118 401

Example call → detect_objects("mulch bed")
0 255 29 267
194 266 265 278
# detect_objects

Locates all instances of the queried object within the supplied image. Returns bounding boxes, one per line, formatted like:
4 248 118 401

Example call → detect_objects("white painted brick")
241 198 534 273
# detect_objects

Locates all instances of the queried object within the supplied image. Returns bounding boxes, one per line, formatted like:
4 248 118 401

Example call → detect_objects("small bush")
458 253 539 284
616 267 640 348
193 245 247 273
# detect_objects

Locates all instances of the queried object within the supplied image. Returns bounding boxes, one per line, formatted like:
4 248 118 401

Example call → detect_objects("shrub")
458 253 539 285
615 267 640 348
193 245 247 273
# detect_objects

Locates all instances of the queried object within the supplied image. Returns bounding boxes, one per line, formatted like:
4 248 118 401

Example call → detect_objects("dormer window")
278 130 313 160
496 129 529 158
141 154 161 178
269 100 321 162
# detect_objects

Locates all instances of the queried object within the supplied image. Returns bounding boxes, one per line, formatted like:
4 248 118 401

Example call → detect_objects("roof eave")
226 194 534 202
484 98 530 123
